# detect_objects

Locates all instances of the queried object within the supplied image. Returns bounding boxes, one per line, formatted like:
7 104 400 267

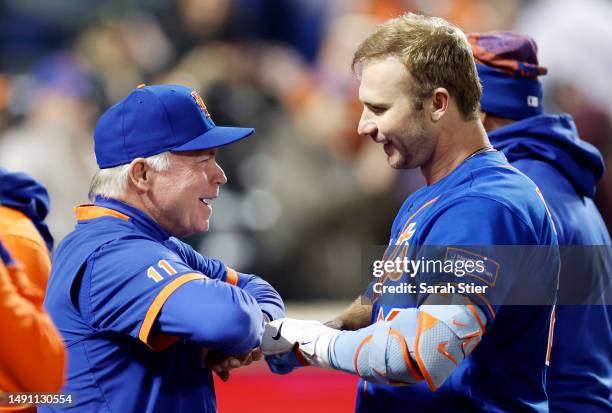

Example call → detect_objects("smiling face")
147 149 227 237
357 56 436 170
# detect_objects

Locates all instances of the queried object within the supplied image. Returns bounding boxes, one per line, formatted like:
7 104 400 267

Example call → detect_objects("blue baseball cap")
468 32 548 120
94 84 254 168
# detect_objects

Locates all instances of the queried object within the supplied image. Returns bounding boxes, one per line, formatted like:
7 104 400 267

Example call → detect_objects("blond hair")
88 152 171 200
352 13 481 120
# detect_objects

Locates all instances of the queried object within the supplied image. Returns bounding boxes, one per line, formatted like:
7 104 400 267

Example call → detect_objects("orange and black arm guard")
328 296 486 390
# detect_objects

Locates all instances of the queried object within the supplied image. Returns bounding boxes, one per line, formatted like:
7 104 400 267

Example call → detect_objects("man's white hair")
88 152 171 200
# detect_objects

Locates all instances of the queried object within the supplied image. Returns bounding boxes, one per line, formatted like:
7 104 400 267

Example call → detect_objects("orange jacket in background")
0 242 65 410
0 206 51 293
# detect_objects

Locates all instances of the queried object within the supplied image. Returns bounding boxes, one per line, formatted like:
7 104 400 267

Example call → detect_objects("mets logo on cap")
191 91 211 117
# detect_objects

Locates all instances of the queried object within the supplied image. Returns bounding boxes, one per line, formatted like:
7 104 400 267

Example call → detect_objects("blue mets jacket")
490 114 611 413
42 197 284 413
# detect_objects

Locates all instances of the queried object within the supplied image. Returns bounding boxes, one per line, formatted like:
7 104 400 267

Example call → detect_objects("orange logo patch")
191 91 211 117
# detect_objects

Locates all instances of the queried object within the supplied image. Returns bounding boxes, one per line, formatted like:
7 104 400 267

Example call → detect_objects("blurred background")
1 0 611 411
1 0 611 302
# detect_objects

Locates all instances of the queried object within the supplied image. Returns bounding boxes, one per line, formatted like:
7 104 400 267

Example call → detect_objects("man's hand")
261 318 340 368
202 348 263 381
265 344 308 375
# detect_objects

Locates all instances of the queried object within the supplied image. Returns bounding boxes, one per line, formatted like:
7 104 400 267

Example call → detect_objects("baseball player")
262 14 559 412
469 31 612 412
0 238 65 396
42 84 284 412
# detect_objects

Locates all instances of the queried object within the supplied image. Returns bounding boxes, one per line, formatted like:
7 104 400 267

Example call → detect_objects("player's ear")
127 158 154 192
430 87 449 122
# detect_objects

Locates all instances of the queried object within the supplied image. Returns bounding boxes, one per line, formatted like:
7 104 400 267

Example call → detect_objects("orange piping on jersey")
75 205 129 222
138 273 207 350
373 196 441 301
354 335 373 376
414 311 439 391
546 305 556 366
389 329 423 381
473 292 496 319
225 268 238 286
468 304 485 334
402 196 440 233
437 341 458 365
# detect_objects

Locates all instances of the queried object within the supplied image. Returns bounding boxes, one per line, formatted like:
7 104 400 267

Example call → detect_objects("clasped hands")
261 318 340 374
203 318 340 379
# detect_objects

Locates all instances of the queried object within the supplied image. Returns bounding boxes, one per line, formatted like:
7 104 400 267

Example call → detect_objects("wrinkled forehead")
357 56 412 103
166 149 218 169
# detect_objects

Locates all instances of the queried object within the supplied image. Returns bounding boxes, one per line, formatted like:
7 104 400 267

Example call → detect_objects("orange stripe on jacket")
138 273 207 351
74 205 129 222
225 268 238 286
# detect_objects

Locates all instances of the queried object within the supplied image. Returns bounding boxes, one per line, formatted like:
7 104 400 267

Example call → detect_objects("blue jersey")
490 114 612 413
357 150 558 412
42 197 283 413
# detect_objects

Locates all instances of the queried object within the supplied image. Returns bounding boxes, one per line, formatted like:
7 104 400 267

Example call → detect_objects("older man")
42 84 284 412
263 14 559 412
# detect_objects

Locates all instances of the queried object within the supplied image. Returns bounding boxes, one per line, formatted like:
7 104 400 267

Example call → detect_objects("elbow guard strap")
353 309 423 385
414 303 486 391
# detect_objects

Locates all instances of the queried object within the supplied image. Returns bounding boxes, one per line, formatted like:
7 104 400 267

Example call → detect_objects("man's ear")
127 158 153 192
430 87 450 122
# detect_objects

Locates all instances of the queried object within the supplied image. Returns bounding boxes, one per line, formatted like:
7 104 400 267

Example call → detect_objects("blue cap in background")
468 31 548 120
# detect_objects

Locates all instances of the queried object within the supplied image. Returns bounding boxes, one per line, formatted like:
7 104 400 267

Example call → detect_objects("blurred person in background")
0 53 99 243
515 0 612 232
0 169 53 291
0 169 63 411
470 31 611 413
0 238 65 407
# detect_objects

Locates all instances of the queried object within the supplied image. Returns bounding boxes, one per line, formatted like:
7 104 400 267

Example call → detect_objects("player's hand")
324 318 345 330
202 348 263 381
261 318 340 368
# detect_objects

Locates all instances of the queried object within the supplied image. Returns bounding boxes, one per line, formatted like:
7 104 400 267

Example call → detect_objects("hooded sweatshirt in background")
0 168 54 292
490 113 612 413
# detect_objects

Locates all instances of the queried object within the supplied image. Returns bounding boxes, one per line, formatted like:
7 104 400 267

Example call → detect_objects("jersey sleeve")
423 196 537 245
416 196 545 322
234 272 285 321
166 237 228 280
168 237 285 321
84 238 262 352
